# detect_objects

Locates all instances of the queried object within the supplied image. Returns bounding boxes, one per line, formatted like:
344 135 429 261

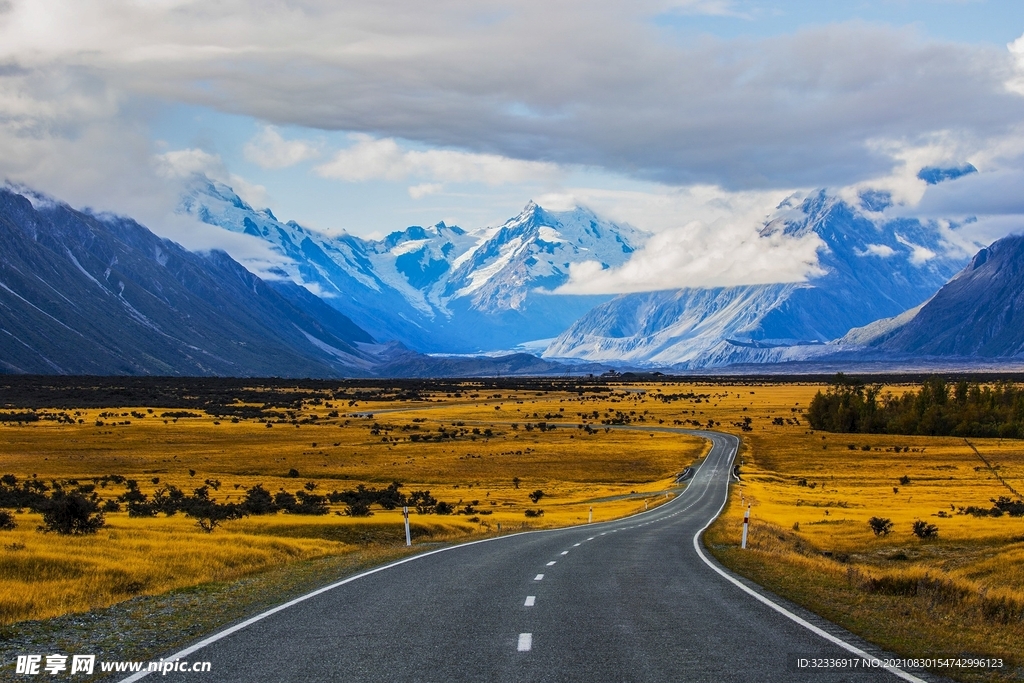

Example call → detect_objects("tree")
529 489 545 504
512 477 521 489
867 517 893 536
40 492 105 535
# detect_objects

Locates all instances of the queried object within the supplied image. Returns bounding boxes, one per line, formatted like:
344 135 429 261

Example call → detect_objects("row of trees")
807 375 1024 437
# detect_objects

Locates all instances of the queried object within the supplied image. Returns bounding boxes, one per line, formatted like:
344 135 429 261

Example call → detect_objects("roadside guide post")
403 506 411 546
588 507 593 523
741 505 750 549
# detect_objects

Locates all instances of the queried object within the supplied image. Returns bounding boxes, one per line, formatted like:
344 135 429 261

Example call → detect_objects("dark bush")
912 520 938 538
40 492 105 535
992 496 1024 517
185 500 244 532
868 516 894 536
529 489 545 504
409 490 437 514
0 510 15 530
274 491 297 510
242 485 277 515
524 509 544 518
345 501 373 517
293 491 329 515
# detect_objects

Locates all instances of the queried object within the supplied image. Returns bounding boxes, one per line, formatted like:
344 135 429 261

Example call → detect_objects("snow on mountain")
444 201 644 312
545 189 971 368
178 177 645 352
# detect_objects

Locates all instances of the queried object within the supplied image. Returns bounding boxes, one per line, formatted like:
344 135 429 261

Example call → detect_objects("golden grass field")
2 379 1022 683
0 384 708 624
700 383 1024 683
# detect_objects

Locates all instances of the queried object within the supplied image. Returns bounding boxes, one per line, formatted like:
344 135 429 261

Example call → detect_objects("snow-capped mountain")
179 177 645 352
443 201 640 312
544 189 971 368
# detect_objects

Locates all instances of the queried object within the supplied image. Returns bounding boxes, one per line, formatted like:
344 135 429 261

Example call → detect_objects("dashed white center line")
573 543 581 547
560 551 568 555
524 596 536 607
587 537 595 541
518 633 533 651
546 561 556 566
534 574 544 581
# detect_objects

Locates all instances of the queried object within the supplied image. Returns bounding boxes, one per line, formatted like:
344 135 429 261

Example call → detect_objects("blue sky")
2 0 1024 289
655 1 1024 44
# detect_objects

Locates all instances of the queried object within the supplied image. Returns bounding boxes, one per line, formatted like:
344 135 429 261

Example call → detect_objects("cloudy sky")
2 0 1024 292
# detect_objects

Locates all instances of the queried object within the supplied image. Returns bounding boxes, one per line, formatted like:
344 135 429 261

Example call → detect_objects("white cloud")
243 126 320 169
895 233 937 265
556 215 826 294
314 135 562 185
408 182 444 199
1 0 1024 295
3 2 1019 192
1007 32 1024 95
858 244 896 258
155 147 269 209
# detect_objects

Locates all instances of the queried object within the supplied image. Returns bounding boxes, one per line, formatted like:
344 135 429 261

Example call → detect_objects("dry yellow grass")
10 377 1020 681
698 382 1024 683
0 385 707 624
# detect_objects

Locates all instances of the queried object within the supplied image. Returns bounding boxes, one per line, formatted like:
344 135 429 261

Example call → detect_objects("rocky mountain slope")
0 185 380 376
876 233 1024 357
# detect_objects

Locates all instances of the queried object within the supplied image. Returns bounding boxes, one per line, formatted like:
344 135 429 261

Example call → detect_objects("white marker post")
588 507 593 523
644 500 648 511
741 505 750 549
403 506 411 546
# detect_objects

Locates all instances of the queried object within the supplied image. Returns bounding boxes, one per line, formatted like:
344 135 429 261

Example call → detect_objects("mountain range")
0 185 580 377
2 165 1022 378
179 177 643 353
543 189 970 368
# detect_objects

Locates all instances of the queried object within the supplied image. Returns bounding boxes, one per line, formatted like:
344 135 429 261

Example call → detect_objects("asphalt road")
123 430 947 683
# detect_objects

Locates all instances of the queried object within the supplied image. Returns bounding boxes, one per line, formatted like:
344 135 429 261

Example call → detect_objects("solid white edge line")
118 429 723 682
691 438 929 683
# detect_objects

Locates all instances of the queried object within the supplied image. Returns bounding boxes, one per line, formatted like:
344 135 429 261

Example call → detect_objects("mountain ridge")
545 189 971 368
178 176 646 352
0 184 378 376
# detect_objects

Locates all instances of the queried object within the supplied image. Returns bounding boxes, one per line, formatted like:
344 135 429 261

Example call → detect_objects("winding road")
122 430 946 683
